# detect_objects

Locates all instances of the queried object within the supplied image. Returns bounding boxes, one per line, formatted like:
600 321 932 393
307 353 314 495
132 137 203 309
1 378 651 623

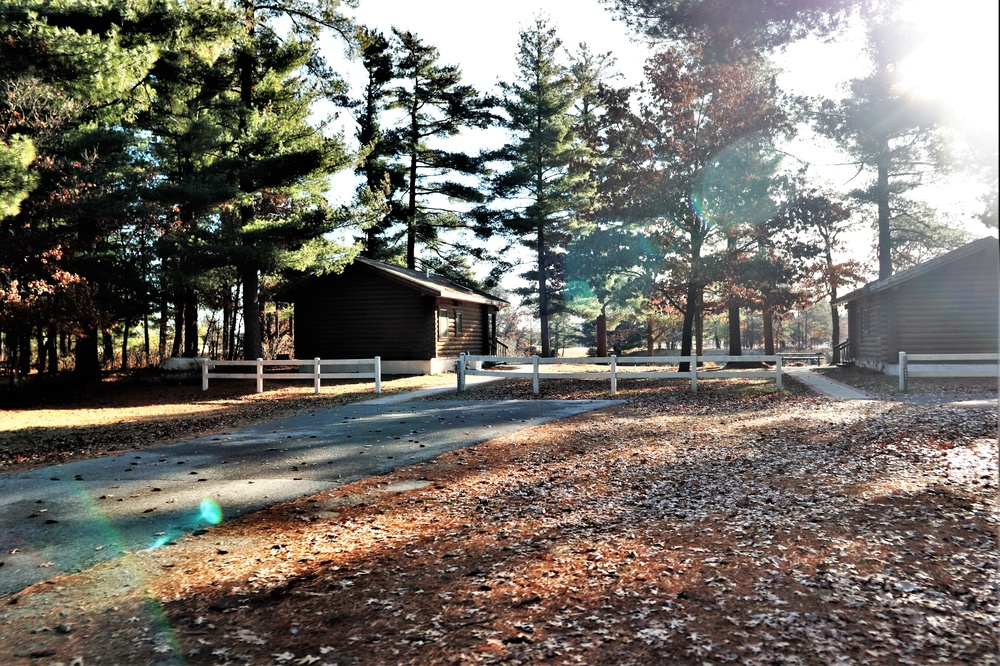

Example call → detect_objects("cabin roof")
347 258 508 306
832 237 999 306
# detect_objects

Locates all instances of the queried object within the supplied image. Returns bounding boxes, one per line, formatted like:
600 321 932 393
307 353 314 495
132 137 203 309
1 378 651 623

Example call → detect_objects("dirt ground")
0 372 997 665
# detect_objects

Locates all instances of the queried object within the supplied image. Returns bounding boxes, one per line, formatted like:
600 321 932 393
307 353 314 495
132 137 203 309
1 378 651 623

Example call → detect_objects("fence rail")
457 354 783 394
201 357 381 394
898 351 998 392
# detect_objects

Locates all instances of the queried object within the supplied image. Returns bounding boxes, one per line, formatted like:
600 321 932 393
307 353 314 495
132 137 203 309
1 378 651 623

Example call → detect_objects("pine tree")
139 3 237 357
223 0 358 360
352 27 399 262
386 29 496 271
493 16 592 357
814 16 952 279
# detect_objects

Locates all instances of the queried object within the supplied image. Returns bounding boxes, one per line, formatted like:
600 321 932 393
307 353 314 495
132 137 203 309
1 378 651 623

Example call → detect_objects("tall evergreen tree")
223 0 357 360
387 29 496 271
139 3 236 357
352 27 399 262
814 16 952 279
493 17 592 357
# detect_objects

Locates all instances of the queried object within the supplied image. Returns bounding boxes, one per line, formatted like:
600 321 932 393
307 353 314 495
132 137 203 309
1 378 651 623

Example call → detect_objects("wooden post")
690 353 698 393
532 356 540 395
775 354 782 391
374 356 381 394
457 353 466 391
610 354 617 395
313 357 321 394
201 358 209 391
899 351 907 393
256 358 263 393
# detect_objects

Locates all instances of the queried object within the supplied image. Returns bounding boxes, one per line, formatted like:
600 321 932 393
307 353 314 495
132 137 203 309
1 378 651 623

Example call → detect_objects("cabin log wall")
847 244 999 367
293 269 435 360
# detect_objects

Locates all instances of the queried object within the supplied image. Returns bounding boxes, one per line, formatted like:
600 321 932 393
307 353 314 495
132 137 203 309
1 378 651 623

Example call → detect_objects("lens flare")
200 498 223 525
691 133 788 231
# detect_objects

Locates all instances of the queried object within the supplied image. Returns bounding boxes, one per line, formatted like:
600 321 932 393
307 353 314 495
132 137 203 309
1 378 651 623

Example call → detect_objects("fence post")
201 358 209 391
690 353 698 393
775 354 782 391
457 353 466 391
899 351 907 393
256 358 264 393
374 356 381 394
532 355 540 395
313 357 321 394
610 354 617 395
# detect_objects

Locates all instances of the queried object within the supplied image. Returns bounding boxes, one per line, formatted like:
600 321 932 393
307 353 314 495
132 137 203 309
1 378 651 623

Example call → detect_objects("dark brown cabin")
833 237 999 372
286 259 507 375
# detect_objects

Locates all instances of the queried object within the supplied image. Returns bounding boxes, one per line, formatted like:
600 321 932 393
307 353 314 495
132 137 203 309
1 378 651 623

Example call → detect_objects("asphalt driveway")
0 397 619 597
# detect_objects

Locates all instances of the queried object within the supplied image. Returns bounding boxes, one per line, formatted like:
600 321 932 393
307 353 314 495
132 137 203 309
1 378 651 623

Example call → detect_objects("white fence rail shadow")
898 352 998 392
201 357 381 394
457 353 783 395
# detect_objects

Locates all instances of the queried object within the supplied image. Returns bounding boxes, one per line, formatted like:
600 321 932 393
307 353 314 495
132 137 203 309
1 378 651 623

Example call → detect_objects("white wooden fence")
898 352 999 392
457 353 783 394
201 357 381 394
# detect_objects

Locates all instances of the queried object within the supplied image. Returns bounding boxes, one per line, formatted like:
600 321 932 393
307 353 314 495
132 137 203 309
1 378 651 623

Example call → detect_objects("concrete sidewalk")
781 366 877 400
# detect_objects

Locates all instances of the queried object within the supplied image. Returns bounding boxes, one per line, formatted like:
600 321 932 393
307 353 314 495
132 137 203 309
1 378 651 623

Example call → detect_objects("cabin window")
455 312 464 335
439 309 449 338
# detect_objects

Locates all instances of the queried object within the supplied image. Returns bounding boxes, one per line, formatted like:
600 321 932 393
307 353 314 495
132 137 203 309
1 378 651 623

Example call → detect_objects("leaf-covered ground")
0 377 997 665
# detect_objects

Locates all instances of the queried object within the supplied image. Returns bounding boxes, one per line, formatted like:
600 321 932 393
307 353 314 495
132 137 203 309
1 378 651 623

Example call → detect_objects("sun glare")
896 0 1000 133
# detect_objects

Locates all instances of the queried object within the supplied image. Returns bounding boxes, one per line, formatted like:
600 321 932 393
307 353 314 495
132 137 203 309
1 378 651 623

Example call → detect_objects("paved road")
0 398 618 597
783 366 999 408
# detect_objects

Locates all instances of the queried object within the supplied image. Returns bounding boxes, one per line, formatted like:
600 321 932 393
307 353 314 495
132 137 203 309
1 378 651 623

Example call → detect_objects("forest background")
1 0 997 380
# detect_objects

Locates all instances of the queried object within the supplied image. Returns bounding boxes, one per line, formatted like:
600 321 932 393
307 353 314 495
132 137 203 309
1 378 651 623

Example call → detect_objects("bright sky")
336 0 999 276
346 0 652 91
346 0 999 132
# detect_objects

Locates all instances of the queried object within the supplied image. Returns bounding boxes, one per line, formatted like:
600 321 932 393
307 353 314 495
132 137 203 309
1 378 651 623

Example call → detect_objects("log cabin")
285 258 507 375
833 237 999 372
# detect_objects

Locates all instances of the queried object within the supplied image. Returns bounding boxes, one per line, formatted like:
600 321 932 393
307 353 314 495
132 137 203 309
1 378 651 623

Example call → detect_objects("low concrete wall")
884 363 999 378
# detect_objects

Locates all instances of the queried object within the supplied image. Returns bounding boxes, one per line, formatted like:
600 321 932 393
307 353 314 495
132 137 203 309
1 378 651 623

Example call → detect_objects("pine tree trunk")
222 286 231 360
596 309 607 357
35 326 45 373
877 151 892 279
406 147 418 270
728 306 742 357
121 320 130 370
158 293 168 361
75 329 101 380
143 315 150 366
538 224 550 357
695 310 704 357
184 288 198 356
18 333 30 376
171 296 183 357
47 324 58 373
242 264 262 360
102 330 114 368
763 311 775 355
229 282 242 360
646 314 655 356
679 282 698 374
